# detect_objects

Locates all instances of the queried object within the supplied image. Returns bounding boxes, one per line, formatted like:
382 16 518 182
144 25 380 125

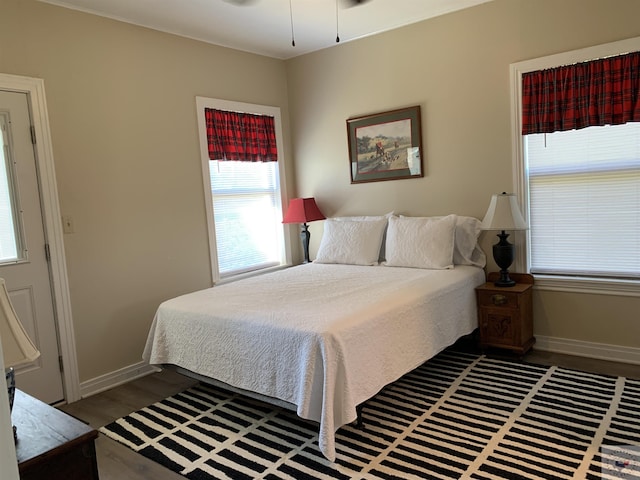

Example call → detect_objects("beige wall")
1 0 293 382
1 0 639 388
286 0 640 348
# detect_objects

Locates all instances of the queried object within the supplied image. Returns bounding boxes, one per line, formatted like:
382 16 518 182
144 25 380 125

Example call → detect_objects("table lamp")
481 192 528 287
0 278 40 441
282 197 326 263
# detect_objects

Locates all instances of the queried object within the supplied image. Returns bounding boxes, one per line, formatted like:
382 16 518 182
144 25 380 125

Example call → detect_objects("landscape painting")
347 106 423 183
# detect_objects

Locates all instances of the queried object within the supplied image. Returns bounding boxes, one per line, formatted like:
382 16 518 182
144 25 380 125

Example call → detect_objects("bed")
142 214 486 461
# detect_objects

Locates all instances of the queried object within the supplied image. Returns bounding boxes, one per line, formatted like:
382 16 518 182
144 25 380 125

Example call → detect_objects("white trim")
196 98 220 285
512 36 640 76
509 61 528 274
535 335 640 366
534 276 640 297
0 73 81 402
215 264 289 285
80 361 161 398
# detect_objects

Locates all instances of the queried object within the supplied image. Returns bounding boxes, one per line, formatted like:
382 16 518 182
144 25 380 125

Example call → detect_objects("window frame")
195 97 292 284
510 36 640 297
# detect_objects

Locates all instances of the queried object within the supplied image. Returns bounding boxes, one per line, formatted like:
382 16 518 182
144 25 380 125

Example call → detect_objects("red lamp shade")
282 198 325 224
282 198 325 264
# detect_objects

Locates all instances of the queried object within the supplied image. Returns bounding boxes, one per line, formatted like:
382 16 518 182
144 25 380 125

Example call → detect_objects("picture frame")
346 105 423 184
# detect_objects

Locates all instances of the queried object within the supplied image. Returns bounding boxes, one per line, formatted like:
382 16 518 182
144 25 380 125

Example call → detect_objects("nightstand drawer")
477 290 520 309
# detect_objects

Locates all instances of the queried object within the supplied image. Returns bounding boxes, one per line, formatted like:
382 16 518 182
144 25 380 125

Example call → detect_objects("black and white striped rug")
99 350 640 479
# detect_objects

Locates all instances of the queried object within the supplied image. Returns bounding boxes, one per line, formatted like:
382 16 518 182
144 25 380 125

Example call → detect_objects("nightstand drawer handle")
491 294 508 306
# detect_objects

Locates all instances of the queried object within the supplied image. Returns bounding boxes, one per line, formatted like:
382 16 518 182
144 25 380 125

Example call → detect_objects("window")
0 113 24 264
196 98 290 282
511 37 640 294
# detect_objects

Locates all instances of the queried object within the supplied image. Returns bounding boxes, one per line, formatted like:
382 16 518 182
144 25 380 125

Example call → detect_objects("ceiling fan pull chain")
289 0 296 47
335 0 340 43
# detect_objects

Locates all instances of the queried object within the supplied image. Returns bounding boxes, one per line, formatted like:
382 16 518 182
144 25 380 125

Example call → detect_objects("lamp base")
5 367 17 442
494 271 516 288
492 231 516 288
300 223 311 264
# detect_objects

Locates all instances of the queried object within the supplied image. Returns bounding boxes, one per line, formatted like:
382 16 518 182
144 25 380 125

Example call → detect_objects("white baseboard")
535 335 640 365
80 361 161 399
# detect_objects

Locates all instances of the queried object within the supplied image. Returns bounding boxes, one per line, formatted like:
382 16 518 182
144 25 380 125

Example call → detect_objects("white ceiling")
38 0 493 59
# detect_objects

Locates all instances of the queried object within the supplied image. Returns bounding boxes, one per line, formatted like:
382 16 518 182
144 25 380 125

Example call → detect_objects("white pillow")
333 212 394 262
332 212 394 222
450 216 486 267
315 218 387 266
410 215 486 267
384 215 457 269
466 245 487 268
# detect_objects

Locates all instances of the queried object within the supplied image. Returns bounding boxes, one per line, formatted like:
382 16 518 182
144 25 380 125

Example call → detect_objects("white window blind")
210 160 282 276
525 123 640 278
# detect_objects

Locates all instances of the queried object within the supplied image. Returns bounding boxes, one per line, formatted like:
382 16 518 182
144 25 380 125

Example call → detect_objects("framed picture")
346 105 423 184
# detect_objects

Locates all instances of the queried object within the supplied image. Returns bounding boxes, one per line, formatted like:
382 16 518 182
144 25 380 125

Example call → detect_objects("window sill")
533 275 640 297
216 264 289 285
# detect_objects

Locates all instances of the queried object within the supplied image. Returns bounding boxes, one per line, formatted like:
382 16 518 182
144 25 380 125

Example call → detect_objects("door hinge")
44 243 51 261
30 125 36 145
58 355 64 373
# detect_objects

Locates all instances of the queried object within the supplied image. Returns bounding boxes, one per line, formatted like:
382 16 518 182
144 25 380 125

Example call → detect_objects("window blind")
210 160 281 276
526 123 640 278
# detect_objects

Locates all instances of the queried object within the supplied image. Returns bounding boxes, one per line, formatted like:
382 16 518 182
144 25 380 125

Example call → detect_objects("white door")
0 90 64 404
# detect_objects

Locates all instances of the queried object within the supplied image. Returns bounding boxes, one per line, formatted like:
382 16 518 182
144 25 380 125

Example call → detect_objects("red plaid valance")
522 51 640 135
205 108 278 162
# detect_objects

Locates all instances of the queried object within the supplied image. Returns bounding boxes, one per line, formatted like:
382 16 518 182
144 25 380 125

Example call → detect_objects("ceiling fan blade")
222 0 259 5
342 0 372 6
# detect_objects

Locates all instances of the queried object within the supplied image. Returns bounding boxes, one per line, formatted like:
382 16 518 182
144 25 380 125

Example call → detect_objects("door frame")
0 73 80 402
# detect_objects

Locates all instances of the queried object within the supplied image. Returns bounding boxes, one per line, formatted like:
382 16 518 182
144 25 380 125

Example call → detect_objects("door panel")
0 90 64 404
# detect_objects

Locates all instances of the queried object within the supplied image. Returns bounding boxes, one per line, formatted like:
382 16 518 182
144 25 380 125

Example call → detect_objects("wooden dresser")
475 272 535 356
13 389 99 480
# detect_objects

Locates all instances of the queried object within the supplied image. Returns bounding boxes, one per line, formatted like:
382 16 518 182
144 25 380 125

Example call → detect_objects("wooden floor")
58 349 639 479
59 369 198 480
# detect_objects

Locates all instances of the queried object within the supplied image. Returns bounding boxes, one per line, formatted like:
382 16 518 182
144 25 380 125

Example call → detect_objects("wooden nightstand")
13 389 99 480
475 272 535 356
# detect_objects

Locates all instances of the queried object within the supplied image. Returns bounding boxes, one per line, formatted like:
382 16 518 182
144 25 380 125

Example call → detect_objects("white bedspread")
142 263 485 461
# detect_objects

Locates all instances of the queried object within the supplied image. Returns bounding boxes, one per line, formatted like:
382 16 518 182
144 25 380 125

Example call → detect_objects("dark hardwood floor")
59 369 198 480
57 348 639 479
525 349 640 380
